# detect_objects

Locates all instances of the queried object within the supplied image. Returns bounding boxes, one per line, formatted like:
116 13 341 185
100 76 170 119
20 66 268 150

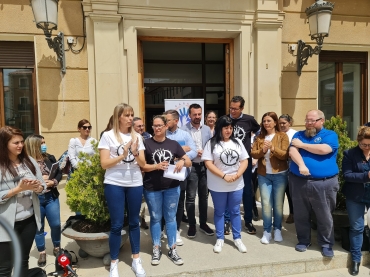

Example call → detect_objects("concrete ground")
28 182 369 277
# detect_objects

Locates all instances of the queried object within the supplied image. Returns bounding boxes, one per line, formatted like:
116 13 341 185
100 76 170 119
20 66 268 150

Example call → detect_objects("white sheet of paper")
163 164 187 181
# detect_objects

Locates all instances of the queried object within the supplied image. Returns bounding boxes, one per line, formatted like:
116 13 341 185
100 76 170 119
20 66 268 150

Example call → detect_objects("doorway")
138 38 233 133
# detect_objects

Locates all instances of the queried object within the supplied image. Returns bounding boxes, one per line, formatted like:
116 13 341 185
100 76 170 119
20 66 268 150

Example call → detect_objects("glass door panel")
144 63 202 84
318 62 336 120
342 63 361 139
3 69 35 137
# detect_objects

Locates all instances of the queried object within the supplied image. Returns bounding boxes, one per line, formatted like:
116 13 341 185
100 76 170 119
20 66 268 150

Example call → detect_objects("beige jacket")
251 132 289 176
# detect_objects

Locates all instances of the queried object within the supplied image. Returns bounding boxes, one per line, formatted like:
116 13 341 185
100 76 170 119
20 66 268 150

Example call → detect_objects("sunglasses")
81 126 92 130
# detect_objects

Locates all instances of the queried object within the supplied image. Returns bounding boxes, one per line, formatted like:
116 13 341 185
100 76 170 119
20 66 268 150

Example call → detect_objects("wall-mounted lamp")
30 0 66 74
296 0 334 76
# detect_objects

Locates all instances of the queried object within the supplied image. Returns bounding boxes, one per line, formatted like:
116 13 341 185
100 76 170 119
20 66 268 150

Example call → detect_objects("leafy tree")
324 115 357 210
65 141 109 224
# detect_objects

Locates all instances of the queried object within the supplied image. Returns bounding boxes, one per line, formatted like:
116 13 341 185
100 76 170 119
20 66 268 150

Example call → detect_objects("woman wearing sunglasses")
68 119 97 171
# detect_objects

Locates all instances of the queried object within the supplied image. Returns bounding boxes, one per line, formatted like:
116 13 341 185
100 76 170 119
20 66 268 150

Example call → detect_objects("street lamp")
296 0 334 76
30 0 66 74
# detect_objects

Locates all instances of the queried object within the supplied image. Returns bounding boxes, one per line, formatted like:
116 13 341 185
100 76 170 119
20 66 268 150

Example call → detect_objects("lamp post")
30 0 66 74
296 0 334 76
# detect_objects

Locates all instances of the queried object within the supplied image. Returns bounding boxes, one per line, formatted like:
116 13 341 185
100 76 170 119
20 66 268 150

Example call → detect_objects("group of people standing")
2 94 370 277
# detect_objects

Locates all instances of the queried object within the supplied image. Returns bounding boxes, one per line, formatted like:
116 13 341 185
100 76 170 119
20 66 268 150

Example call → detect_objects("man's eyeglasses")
304 118 322 124
229 107 241 111
81 126 92 130
152 125 165 129
360 143 370 148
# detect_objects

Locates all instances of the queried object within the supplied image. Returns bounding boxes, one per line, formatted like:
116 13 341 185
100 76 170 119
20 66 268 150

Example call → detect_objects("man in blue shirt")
289 110 339 258
164 109 197 246
133 117 152 140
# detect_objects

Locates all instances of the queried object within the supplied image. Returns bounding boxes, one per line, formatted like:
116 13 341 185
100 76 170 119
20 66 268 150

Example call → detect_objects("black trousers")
289 173 339 248
0 215 37 277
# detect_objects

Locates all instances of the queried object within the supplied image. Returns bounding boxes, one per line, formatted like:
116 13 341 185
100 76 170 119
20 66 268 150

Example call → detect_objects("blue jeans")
105 184 143 259
210 189 243 240
144 186 180 248
258 171 288 232
242 157 253 223
35 192 61 252
346 199 369 262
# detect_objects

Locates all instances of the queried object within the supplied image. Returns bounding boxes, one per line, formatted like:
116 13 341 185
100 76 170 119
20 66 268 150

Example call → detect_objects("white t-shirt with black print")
201 138 249 192
98 129 145 187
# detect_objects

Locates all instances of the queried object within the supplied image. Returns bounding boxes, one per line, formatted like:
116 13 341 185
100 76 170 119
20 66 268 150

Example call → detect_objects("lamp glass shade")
308 11 332 38
30 0 58 31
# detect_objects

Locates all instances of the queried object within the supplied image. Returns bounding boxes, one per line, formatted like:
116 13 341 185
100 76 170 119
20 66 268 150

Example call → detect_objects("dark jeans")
176 180 186 230
286 175 294 214
0 215 37 277
104 184 143 259
186 164 208 226
242 157 253 223
35 192 61 252
289 173 338 248
346 199 370 262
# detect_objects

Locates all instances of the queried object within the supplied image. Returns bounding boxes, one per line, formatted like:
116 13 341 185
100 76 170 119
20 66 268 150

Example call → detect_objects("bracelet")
222 174 226 179
132 152 139 157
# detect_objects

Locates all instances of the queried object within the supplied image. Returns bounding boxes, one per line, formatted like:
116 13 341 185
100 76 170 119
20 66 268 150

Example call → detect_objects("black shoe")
187 225 197 238
200 223 214 236
151 247 162 265
252 208 259 221
168 248 184 265
182 214 189 223
140 217 149 230
350 261 360 276
224 221 231 235
244 222 256 234
37 252 46 267
53 247 60 257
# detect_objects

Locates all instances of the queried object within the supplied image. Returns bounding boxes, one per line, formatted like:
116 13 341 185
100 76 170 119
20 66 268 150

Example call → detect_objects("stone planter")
62 220 128 264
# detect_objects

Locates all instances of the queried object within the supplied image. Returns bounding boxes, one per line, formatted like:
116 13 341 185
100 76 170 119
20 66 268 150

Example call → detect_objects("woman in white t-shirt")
279 114 297 225
68 119 97 171
98 103 146 277
201 115 249 254
251 112 289 245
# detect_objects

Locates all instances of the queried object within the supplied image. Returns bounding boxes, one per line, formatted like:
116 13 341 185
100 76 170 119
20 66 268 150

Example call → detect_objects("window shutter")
0 42 35 68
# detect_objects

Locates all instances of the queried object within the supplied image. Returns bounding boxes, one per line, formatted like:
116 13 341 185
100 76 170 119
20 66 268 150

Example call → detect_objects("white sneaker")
260 231 271 244
213 239 224 253
176 230 184 246
109 260 120 277
131 258 146 277
274 229 283 242
234 238 247 253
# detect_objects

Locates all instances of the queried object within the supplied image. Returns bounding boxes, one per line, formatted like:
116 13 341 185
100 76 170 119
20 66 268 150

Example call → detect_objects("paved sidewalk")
28 182 368 277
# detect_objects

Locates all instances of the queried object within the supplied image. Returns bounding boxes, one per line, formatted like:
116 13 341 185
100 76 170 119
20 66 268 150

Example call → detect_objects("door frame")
137 36 234 123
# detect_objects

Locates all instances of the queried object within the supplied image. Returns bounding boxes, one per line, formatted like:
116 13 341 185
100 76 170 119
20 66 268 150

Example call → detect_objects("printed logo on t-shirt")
314 137 322 143
116 143 135 163
233 125 246 142
220 148 239 166
152 148 173 163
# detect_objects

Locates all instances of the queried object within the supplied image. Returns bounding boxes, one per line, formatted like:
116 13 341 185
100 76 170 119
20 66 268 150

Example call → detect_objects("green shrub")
65 141 109 224
324 115 357 210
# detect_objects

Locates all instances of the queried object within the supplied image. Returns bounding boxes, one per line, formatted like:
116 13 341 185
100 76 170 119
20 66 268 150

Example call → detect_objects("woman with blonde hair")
98 103 147 277
24 134 62 267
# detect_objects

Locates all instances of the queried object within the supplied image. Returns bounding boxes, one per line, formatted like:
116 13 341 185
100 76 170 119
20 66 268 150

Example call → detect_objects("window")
319 51 368 139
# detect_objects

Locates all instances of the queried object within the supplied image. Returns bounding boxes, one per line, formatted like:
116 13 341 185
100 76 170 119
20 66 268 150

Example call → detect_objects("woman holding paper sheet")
201 115 249 253
142 115 191 266
24 134 62 267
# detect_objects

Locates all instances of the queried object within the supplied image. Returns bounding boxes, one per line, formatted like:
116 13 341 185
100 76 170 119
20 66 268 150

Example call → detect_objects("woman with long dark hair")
24 135 62 267
98 103 147 277
202 115 249 253
251 112 289 245
0 126 46 277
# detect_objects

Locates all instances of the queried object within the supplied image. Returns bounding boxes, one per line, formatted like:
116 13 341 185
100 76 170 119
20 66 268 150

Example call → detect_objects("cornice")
89 13 122 23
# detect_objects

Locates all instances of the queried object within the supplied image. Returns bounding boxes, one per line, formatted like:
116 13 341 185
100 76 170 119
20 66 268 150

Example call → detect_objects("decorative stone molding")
89 13 122 23
254 10 285 29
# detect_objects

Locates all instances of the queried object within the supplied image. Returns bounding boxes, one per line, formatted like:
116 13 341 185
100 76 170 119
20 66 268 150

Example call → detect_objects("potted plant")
63 141 128 264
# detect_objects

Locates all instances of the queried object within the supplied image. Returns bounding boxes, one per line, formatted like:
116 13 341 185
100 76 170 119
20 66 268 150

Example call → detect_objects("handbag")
50 186 60 198
361 183 370 203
